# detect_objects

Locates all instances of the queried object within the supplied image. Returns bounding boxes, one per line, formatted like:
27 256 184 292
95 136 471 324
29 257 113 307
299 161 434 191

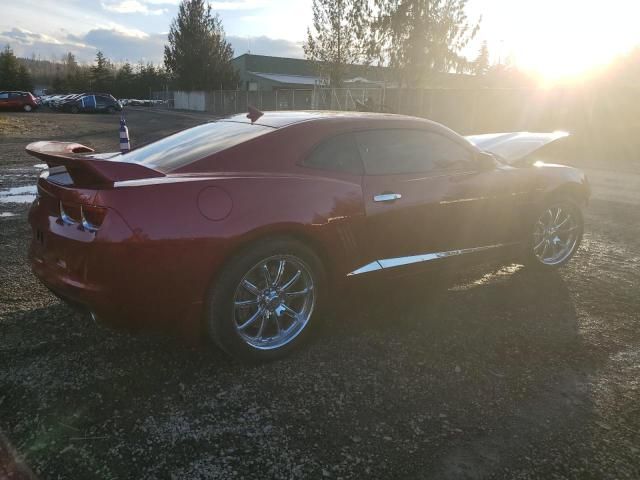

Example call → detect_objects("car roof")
224 110 439 129
221 110 472 149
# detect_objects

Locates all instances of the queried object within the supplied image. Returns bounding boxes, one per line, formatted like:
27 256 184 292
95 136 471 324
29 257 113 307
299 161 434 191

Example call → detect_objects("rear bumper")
28 198 208 343
31 253 103 306
29 240 205 343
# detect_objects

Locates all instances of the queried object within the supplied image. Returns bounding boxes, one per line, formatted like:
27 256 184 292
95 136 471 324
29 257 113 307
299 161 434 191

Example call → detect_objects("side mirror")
475 152 497 171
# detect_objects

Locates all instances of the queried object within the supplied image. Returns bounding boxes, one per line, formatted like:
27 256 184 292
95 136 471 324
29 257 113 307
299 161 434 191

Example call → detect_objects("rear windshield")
121 121 272 172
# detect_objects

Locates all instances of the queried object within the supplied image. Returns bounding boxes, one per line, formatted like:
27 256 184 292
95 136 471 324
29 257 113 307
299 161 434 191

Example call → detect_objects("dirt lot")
1 109 639 479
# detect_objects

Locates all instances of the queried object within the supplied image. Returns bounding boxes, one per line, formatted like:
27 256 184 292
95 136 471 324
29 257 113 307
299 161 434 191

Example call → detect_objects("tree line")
0 46 170 98
0 0 535 96
1 0 487 95
2 0 639 97
304 0 487 87
0 0 237 96
163 0 492 89
158 0 491 90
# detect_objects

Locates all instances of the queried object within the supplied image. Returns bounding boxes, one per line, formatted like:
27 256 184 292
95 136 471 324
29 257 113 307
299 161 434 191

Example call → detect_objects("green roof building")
231 53 387 91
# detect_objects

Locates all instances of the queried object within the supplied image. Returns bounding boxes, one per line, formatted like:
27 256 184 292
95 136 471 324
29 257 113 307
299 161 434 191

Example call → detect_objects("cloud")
0 27 95 60
228 35 303 58
1 26 303 66
98 23 151 39
101 0 169 15
209 0 267 10
0 26 163 63
0 28 64 46
83 29 166 62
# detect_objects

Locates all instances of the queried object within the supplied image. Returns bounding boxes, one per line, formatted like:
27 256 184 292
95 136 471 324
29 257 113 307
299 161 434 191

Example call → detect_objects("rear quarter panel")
95 173 365 310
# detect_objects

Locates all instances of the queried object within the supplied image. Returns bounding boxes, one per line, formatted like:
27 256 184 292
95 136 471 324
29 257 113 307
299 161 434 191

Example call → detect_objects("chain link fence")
154 86 640 165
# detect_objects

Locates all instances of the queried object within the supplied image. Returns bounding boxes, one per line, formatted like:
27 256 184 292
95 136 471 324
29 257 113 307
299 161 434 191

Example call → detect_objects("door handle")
374 193 402 202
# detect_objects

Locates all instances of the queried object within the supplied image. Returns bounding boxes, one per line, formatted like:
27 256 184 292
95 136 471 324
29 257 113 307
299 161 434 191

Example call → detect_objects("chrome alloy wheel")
533 205 580 265
232 255 315 350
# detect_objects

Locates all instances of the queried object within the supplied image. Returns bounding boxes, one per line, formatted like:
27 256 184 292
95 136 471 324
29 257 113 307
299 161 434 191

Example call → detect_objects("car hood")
465 131 569 163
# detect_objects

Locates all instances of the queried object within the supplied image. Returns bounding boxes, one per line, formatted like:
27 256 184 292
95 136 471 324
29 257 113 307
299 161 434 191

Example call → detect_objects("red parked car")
0 91 39 112
26 111 589 361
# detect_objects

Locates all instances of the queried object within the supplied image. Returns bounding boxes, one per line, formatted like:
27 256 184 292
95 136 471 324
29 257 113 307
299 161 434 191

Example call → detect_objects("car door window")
96 96 108 108
81 95 96 108
356 129 474 175
303 133 364 175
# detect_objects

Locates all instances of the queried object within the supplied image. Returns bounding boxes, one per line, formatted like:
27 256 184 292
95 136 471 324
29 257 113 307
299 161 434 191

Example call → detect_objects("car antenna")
246 105 264 124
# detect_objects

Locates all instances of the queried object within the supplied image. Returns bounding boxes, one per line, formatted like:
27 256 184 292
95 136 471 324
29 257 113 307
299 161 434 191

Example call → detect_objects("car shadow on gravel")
1 263 602 479
309 264 601 478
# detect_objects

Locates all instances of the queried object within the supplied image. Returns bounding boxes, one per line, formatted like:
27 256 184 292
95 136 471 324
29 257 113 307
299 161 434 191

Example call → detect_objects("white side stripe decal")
347 243 517 276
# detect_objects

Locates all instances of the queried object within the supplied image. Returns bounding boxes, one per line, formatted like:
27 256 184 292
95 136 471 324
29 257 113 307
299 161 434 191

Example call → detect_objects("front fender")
534 163 590 205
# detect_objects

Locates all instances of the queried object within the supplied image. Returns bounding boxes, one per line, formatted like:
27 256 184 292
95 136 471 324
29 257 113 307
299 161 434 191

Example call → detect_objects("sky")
1 0 639 82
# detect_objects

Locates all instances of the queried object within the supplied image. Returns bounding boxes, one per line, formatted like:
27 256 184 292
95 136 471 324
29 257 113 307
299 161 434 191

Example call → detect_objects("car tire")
70 106 79 114
523 195 584 269
206 237 326 362
23 104 33 112
106 106 115 114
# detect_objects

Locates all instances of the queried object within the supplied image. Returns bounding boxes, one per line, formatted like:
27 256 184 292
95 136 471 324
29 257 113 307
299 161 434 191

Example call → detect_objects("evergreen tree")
370 0 481 86
62 52 78 75
90 51 113 92
474 40 490 75
303 0 372 87
55 51 89 92
136 63 168 98
114 62 135 98
0 45 33 91
52 75 64 93
17 63 33 91
67 68 90 92
164 0 238 90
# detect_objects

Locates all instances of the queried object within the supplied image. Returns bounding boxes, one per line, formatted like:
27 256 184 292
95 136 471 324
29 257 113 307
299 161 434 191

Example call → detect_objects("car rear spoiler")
25 141 164 186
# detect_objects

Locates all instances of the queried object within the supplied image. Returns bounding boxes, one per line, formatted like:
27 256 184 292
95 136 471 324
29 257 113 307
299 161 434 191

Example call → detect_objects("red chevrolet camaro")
27 110 589 361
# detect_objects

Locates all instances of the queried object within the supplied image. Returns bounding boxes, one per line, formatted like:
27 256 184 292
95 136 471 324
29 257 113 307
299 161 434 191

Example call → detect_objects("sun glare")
522 39 609 84
482 0 639 84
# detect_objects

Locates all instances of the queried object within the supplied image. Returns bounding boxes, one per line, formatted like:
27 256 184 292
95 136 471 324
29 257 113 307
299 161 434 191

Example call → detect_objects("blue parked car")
60 93 122 114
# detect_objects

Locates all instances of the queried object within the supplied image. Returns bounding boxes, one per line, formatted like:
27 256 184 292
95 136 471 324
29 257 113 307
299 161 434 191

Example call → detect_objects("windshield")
121 121 273 172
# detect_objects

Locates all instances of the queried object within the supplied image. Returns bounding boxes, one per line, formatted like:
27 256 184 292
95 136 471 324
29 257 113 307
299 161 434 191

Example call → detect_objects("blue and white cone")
119 115 131 154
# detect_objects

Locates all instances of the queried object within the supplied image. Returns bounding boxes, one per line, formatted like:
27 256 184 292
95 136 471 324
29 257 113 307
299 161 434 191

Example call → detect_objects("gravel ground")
1 109 639 479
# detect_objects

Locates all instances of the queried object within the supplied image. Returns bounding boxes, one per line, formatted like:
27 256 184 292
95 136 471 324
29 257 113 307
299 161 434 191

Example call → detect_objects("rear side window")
303 134 363 175
356 129 474 175
121 121 272 172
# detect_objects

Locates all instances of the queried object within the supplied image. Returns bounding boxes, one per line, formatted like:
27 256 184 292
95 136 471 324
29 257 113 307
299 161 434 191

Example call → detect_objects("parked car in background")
51 94 81 109
40 94 60 107
0 91 38 112
26 110 589 362
128 99 152 107
59 93 122 113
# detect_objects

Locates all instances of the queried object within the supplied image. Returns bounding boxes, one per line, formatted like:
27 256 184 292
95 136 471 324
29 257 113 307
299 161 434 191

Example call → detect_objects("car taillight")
81 205 107 232
59 201 107 232
60 202 81 223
